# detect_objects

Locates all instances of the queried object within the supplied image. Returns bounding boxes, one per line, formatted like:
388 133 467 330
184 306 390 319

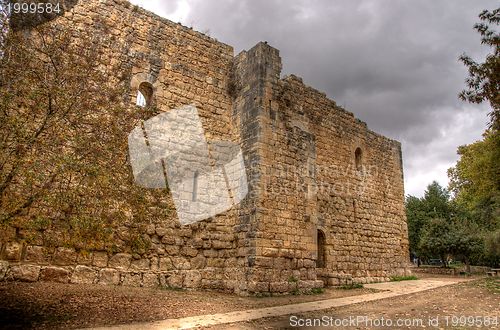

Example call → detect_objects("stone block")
71 265 97 284
40 266 70 283
280 248 295 258
0 261 9 280
25 246 49 263
146 224 155 235
274 257 292 270
164 245 179 255
247 281 269 293
155 227 168 237
98 268 120 285
161 236 175 245
223 280 237 291
192 238 203 248
172 256 190 270
180 246 198 257
254 256 273 268
203 249 218 258
297 280 316 290
212 240 231 249
108 253 131 269
190 255 206 269
76 252 93 266
224 257 237 267
130 258 150 270
178 228 192 237
53 247 77 265
270 281 289 293
92 252 108 267
327 277 340 286
201 279 224 290
142 273 159 288
262 248 279 258
206 258 224 268
183 270 201 288
159 257 174 271
5 242 23 261
165 272 183 288
122 272 142 287
303 259 316 268
150 257 159 271
9 264 40 282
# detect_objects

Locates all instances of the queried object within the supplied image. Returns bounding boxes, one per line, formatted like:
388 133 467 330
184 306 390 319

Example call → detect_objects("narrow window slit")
192 170 199 202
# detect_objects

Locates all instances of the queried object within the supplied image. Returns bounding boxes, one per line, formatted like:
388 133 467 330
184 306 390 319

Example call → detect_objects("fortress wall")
237 43 410 293
0 0 410 295
0 0 252 294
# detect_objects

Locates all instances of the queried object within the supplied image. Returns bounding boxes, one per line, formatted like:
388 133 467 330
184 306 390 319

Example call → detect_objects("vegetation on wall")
0 22 171 252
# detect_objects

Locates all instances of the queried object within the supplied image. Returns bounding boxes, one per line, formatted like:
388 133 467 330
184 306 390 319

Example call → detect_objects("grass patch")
160 286 186 292
254 292 273 298
448 262 464 269
292 287 325 295
475 278 500 294
310 287 324 294
390 275 418 282
338 283 363 290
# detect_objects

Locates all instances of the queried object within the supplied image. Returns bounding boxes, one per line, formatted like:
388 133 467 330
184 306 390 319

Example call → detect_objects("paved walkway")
92 278 470 330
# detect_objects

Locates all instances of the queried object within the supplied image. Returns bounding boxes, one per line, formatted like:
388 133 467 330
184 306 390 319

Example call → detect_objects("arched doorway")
317 229 326 268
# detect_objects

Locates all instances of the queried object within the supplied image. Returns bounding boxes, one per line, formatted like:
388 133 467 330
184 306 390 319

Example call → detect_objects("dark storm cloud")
131 0 496 196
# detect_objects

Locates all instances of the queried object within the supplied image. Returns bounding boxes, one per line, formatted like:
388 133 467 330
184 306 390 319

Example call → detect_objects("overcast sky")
129 0 496 197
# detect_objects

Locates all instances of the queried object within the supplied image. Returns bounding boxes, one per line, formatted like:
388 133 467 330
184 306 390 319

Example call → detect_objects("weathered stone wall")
1 0 250 294
0 0 410 294
230 42 410 294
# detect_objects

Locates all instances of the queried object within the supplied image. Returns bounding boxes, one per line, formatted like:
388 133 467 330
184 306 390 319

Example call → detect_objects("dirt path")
211 277 500 330
0 281 374 329
0 276 496 330
94 278 473 329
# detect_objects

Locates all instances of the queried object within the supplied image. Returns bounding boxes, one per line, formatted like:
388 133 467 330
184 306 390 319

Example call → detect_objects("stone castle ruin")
0 0 410 294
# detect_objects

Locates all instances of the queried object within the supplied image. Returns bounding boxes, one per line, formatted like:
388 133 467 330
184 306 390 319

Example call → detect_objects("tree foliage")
418 218 452 264
414 7 500 268
406 181 453 256
448 129 500 229
0 22 170 251
459 8 500 129
407 181 496 267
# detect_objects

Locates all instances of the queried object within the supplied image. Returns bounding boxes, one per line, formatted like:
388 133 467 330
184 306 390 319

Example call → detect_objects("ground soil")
0 281 374 329
0 274 498 329
213 276 500 329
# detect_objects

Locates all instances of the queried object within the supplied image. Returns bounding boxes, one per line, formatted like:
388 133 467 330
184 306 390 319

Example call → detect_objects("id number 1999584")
6 2 62 15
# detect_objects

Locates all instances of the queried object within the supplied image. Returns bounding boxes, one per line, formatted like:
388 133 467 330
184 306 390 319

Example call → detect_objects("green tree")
406 181 454 256
451 7 500 268
459 8 499 130
484 229 500 261
406 195 427 256
448 130 500 230
420 181 453 218
448 219 484 272
418 218 452 266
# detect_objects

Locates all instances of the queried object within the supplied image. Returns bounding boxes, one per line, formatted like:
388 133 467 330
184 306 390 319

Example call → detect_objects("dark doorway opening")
317 229 326 268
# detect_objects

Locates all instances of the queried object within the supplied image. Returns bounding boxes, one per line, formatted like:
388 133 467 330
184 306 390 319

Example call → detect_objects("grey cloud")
131 0 497 196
